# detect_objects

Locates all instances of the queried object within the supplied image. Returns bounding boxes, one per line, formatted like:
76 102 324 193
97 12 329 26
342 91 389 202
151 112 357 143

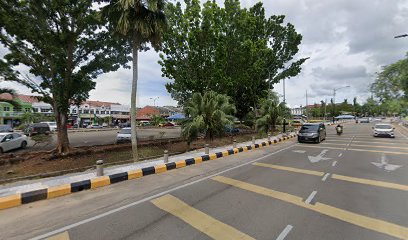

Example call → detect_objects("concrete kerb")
0 132 298 210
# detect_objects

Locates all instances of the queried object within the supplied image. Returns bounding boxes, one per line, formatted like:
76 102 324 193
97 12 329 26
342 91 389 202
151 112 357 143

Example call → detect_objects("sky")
1 0 408 108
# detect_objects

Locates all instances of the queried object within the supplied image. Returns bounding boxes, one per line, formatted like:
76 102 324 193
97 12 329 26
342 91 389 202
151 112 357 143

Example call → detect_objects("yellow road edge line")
212 176 408 240
151 194 255 240
45 231 70 240
253 162 325 177
332 174 408 191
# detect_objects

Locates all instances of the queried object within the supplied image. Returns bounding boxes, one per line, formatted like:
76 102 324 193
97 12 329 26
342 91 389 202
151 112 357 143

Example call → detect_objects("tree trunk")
54 106 71 154
131 38 139 162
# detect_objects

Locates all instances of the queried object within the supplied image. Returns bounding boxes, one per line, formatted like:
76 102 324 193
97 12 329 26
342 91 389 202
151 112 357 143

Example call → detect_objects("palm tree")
0 88 20 107
103 0 166 161
183 91 236 144
256 93 288 134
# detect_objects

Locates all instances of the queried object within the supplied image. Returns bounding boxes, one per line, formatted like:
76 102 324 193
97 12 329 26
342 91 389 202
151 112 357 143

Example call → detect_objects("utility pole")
283 79 286 133
333 86 350 123
150 97 159 107
324 99 327 122
305 90 308 120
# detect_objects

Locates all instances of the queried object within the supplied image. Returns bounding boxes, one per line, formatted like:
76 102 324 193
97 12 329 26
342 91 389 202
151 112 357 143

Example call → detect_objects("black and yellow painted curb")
0 134 297 210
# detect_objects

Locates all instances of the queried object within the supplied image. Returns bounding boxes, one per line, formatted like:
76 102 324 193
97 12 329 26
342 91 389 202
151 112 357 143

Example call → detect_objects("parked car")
40 122 57 131
119 122 131 128
0 132 28 153
116 127 131 143
87 124 102 129
0 125 13 133
24 123 51 136
225 125 240 134
373 123 395 138
359 118 370 123
102 123 109 128
298 123 326 143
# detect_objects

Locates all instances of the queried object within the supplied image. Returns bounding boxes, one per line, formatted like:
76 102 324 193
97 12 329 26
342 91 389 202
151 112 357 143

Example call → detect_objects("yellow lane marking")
332 174 408 191
253 162 325 176
254 163 408 191
151 194 255 240
212 176 408 240
297 145 408 155
322 143 408 150
45 231 70 240
325 139 408 145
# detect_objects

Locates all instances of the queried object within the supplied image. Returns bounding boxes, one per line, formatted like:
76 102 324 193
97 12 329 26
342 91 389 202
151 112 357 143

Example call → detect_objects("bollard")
233 139 237 148
96 160 104 177
205 144 210 154
163 150 169 163
252 136 255 144
267 133 271 141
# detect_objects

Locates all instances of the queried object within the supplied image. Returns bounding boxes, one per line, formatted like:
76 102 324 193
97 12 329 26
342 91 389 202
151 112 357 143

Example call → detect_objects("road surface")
1 122 407 240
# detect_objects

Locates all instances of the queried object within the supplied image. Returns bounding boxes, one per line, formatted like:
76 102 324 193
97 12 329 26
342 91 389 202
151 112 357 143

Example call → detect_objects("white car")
41 122 57 132
373 124 395 138
116 127 131 143
0 133 28 153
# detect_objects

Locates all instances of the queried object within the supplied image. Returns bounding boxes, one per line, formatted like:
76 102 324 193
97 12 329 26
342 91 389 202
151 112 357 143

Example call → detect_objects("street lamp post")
332 86 350 122
150 97 159 107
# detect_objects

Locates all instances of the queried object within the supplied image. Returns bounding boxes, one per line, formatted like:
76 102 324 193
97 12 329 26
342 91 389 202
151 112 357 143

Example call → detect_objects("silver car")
116 127 131 143
0 133 28 153
373 124 395 138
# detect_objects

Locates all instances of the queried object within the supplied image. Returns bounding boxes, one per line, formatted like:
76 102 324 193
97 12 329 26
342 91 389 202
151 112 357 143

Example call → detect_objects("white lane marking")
276 225 293 240
305 190 317 204
396 128 408 139
292 150 306 154
31 144 297 240
332 161 337 167
338 153 343 157
322 173 330 181
345 135 355 150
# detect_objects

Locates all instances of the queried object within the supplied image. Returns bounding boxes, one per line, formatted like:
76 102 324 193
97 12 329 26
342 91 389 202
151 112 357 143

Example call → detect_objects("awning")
167 113 185 120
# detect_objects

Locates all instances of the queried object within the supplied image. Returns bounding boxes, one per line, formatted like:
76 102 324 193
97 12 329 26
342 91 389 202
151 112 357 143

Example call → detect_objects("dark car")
298 123 326 143
24 123 51 136
0 125 13 133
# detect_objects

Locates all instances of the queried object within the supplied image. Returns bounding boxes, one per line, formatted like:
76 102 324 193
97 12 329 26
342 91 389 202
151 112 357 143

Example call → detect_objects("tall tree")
182 91 236 143
0 0 129 153
159 0 306 119
102 0 166 161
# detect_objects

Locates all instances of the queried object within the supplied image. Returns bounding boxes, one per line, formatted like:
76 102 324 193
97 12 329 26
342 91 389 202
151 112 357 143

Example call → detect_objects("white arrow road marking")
371 154 402 172
332 161 338 167
308 149 331 163
292 150 306 153
276 225 293 240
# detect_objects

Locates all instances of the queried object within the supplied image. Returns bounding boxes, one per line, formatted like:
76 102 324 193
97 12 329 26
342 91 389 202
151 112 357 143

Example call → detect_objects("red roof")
84 100 120 107
0 93 40 103
136 106 160 120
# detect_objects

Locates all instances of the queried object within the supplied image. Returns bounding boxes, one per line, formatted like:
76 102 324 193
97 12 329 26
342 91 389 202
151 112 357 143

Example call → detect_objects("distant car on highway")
298 123 326 143
116 127 131 143
0 125 13 133
40 122 57 131
87 124 102 129
0 132 28 153
373 123 395 138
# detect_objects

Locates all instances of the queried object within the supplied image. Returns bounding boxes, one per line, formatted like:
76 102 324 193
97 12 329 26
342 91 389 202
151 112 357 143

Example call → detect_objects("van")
24 123 51 136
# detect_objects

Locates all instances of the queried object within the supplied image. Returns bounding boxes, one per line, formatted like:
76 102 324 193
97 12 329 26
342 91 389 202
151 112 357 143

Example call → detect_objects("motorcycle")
336 126 343 135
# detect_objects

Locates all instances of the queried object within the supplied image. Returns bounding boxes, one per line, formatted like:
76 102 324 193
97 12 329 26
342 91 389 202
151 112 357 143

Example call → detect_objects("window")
90 110 94 114
72 109 77 114
4 107 10 111
14 107 22 112
100 111 105 114
41 108 50 113
96 110 100 114
25 108 31 112
83 110 89 114
79 109 83 114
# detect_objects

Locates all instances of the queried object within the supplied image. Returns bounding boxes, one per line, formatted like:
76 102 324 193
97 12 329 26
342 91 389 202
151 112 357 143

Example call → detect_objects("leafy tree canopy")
159 0 306 119
0 0 130 153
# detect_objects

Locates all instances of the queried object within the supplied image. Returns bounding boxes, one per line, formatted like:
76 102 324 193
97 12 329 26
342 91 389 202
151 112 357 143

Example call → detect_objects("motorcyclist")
336 124 343 134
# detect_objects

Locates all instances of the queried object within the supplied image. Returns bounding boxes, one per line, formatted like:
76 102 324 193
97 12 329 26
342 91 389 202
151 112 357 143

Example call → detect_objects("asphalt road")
1 122 408 240
18 127 182 152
